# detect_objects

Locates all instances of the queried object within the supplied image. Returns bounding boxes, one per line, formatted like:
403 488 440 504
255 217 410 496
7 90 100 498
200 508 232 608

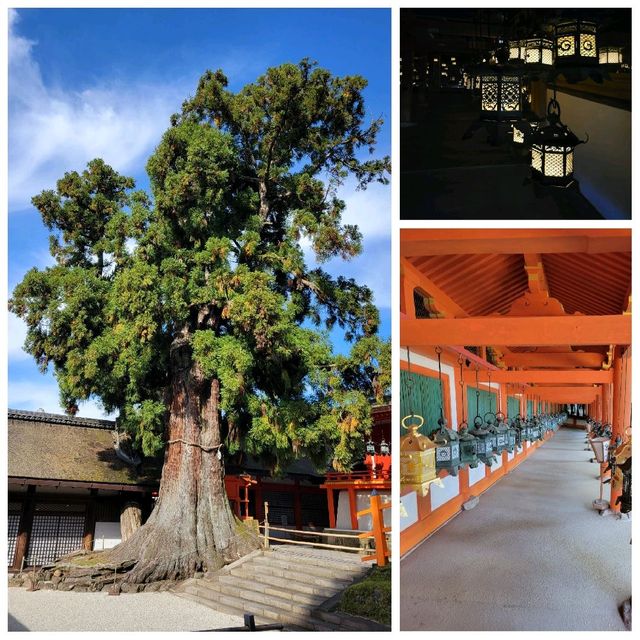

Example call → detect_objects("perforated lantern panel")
580 34 596 57
481 77 498 111
501 78 520 112
26 505 86 566
544 149 565 177
436 447 451 462
557 36 575 57
532 146 543 172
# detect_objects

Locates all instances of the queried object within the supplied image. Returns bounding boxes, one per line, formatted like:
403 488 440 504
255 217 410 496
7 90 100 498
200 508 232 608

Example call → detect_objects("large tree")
10 59 390 583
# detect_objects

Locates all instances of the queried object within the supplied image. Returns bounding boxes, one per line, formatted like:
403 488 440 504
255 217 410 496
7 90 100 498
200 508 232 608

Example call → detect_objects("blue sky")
8 8 391 418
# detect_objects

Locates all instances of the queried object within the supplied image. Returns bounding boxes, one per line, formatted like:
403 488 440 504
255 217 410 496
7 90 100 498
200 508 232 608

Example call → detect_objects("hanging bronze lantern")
478 65 526 122
432 418 462 476
525 36 554 66
485 411 509 455
497 412 518 452
554 19 598 67
508 39 527 61
457 422 480 468
400 415 441 496
530 97 587 187
469 415 498 466
430 347 463 476
599 46 623 67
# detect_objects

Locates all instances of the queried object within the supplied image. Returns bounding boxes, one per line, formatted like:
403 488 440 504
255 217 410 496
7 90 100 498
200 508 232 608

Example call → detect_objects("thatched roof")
8 410 159 487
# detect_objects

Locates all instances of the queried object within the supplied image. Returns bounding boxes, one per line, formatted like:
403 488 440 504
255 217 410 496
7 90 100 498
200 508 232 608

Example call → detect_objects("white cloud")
8 313 29 363
8 10 180 210
340 178 390 241
9 377 116 420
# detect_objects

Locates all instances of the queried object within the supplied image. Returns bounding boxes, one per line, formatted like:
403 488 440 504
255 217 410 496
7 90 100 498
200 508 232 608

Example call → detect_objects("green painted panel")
400 370 444 436
467 387 497 424
507 396 520 419
527 400 534 416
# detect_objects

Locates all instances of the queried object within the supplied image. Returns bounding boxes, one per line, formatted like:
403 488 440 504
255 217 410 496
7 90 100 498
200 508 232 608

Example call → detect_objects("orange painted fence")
259 495 392 567
357 494 391 567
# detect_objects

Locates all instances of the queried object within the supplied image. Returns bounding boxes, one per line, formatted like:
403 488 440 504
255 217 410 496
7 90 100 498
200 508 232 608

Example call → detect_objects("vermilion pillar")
610 346 631 512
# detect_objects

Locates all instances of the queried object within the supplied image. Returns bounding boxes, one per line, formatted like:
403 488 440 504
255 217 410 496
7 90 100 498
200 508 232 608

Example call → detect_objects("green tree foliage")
10 60 391 474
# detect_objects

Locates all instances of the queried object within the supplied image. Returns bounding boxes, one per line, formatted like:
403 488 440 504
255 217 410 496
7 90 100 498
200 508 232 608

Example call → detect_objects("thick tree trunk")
108 339 260 583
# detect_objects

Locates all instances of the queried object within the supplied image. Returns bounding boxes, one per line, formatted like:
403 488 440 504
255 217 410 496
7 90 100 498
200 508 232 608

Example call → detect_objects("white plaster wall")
401 349 458 428
429 473 460 511
548 88 630 219
336 490 391 530
469 462 486 486
400 491 419 531
93 522 121 550
492 454 503 471
508 450 514 462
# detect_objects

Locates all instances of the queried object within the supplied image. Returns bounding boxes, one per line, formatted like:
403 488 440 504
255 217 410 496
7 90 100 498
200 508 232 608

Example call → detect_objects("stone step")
182 584 315 630
253 554 366 582
175 590 274 629
271 545 367 569
314 608 384 631
218 573 327 607
209 576 318 617
249 561 354 590
229 567 337 599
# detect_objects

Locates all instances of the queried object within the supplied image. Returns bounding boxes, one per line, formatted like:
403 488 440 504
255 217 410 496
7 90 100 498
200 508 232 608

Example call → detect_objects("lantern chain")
436 346 445 426
458 354 465 423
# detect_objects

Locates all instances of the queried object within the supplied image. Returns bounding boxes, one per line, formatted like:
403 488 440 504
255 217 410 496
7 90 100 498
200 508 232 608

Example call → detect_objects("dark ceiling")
401 8 631 61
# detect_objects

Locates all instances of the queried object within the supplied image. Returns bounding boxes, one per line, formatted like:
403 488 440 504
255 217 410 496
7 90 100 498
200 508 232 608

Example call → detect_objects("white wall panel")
429 473 460 511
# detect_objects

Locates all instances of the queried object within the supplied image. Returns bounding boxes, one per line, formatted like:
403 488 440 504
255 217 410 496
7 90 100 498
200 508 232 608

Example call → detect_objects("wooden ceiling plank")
401 314 631 347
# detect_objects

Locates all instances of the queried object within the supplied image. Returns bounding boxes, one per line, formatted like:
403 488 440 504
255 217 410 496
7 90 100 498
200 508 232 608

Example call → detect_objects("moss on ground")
337 564 391 626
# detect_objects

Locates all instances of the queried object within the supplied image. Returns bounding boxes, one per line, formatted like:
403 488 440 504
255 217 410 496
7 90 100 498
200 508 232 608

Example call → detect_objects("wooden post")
263 501 270 550
326 488 336 529
293 480 302 530
348 487 358 530
369 494 387 567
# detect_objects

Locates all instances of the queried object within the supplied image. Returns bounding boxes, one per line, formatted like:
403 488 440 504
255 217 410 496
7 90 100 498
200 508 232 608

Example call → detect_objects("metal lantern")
431 418 462 476
513 119 537 144
479 67 525 121
509 39 527 61
497 413 518 451
457 422 479 468
469 416 498 466
366 440 376 455
525 37 554 65
379 439 390 456
485 411 509 455
554 19 598 66
599 46 623 66
400 415 441 496
590 436 610 464
530 97 587 187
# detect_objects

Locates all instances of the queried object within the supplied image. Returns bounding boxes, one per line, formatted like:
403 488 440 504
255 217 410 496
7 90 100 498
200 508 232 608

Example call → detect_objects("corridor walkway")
400 427 631 631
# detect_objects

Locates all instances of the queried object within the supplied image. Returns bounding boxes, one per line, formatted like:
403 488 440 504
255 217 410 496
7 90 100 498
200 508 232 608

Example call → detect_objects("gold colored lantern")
400 415 442 497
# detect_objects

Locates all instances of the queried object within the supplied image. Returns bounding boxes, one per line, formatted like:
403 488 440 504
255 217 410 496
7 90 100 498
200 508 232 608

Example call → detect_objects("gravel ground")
8 588 244 632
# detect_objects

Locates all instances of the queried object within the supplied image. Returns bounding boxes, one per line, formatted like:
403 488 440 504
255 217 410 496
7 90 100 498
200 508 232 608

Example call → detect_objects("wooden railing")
259 496 391 566
357 494 391 567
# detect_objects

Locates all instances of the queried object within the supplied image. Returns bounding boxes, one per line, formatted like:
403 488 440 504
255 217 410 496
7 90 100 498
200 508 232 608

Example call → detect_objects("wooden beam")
534 388 599 403
401 315 631 347
502 352 605 369
463 369 613 385
401 257 468 318
523 254 549 295
401 229 631 257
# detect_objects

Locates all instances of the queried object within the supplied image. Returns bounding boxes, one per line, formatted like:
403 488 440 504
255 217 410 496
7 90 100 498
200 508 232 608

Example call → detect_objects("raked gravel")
8 588 244 632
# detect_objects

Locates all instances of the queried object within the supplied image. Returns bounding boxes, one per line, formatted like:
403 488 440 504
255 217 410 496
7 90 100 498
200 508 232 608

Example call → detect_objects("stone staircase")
173 545 385 631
